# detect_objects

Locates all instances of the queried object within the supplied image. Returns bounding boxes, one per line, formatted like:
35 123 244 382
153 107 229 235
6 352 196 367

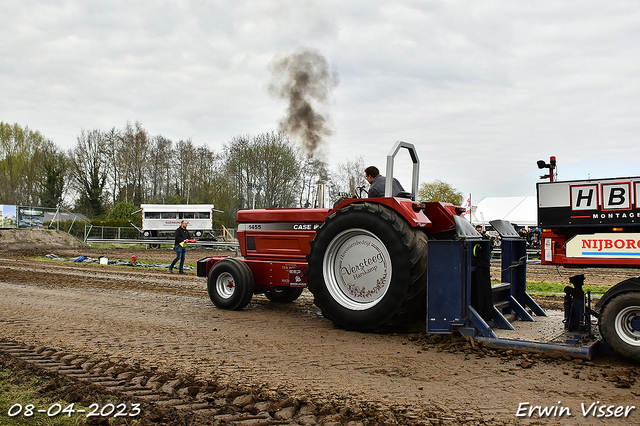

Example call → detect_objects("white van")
140 204 214 238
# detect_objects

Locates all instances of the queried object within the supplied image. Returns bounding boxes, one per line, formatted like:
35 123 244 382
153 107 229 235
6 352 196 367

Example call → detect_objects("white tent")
471 196 538 228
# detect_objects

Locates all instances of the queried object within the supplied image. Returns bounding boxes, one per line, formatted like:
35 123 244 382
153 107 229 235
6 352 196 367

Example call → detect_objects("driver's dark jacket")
368 175 404 198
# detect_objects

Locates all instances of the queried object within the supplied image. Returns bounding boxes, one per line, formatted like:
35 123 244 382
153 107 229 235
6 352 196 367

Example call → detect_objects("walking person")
169 220 191 274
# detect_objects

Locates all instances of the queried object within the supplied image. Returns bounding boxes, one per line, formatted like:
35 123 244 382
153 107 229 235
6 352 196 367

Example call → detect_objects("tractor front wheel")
207 258 255 310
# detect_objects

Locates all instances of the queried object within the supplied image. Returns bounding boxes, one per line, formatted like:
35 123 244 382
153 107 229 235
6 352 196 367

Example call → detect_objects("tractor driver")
365 166 404 198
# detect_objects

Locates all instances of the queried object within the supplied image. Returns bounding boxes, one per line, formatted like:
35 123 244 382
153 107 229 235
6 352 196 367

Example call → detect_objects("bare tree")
329 156 367 202
224 132 301 211
224 134 260 210
257 132 301 208
298 154 328 208
175 139 199 203
71 129 108 218
190 145 224 203
147 135 173 202
104 127 120 206
115 121 150 205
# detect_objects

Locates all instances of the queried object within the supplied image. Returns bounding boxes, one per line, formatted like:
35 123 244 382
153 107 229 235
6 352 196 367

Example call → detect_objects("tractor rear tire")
207 258 255 310
265 287 304 303
307 202 428 332
599 292 640 361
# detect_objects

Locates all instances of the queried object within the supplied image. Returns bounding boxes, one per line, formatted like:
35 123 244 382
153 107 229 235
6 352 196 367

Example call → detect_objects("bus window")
196 212 210 219
161 212 177 219
181 212 196 219
145 212 160 219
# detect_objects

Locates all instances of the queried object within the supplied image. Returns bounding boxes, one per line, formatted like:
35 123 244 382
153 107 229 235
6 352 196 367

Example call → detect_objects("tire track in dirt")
0 340 378 425
1 253 640 425
0 257 204 297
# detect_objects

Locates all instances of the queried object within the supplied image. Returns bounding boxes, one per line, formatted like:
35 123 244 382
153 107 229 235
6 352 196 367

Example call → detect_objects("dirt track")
1 236 639 424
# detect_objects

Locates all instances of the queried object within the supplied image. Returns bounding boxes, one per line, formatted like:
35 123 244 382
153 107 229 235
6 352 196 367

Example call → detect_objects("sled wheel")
599 292 640 361
207 258 254 310
265 287 304 303
307 202 428 332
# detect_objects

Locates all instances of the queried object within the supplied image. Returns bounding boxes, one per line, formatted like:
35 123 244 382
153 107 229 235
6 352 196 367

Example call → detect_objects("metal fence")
82 224 239 251
84 224 140 241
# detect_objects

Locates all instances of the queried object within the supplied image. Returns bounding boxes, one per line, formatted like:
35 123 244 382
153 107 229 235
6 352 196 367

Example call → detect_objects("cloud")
1 0 639 201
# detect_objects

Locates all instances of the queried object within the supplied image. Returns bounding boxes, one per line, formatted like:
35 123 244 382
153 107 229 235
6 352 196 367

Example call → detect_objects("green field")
526 280 611 296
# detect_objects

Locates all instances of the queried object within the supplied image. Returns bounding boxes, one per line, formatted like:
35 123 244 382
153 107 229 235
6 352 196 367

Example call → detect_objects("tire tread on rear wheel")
307 202 428 332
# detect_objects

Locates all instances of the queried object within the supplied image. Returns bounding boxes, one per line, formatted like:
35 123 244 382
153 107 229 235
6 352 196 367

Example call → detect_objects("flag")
461 194 471 220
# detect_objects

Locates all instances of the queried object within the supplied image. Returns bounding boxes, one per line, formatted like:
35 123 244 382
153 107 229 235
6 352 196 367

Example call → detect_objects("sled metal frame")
425 218 601 359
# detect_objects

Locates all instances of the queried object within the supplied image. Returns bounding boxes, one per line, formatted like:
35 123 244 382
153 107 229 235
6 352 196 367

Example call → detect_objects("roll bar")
384 141 420 198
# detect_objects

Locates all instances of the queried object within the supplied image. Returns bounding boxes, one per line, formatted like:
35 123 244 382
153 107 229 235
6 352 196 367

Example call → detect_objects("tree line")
0 121 463 228
0 121 372 227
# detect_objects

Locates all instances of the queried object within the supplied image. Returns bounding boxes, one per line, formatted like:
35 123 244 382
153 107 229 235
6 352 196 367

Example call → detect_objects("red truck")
538 174 640 359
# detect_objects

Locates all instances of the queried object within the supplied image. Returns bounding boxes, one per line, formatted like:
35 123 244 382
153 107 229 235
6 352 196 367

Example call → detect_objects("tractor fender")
330 198 432 229
595 276 640 310
197 256 225 278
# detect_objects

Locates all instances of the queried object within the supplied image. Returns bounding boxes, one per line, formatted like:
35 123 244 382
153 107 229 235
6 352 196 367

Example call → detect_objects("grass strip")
0 368 93 426
526 281 611 295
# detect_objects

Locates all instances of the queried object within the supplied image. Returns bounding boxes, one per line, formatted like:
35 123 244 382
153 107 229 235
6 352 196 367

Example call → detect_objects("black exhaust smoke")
268 48 339 157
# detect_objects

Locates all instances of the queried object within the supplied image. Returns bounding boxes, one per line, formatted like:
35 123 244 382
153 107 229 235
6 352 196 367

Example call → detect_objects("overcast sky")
2 0 639 202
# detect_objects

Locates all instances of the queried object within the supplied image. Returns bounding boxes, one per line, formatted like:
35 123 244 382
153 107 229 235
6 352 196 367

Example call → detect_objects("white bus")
140 204 215 238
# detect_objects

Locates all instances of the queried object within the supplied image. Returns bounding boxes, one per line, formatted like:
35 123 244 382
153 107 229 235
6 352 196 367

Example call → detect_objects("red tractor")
198 142 465 332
